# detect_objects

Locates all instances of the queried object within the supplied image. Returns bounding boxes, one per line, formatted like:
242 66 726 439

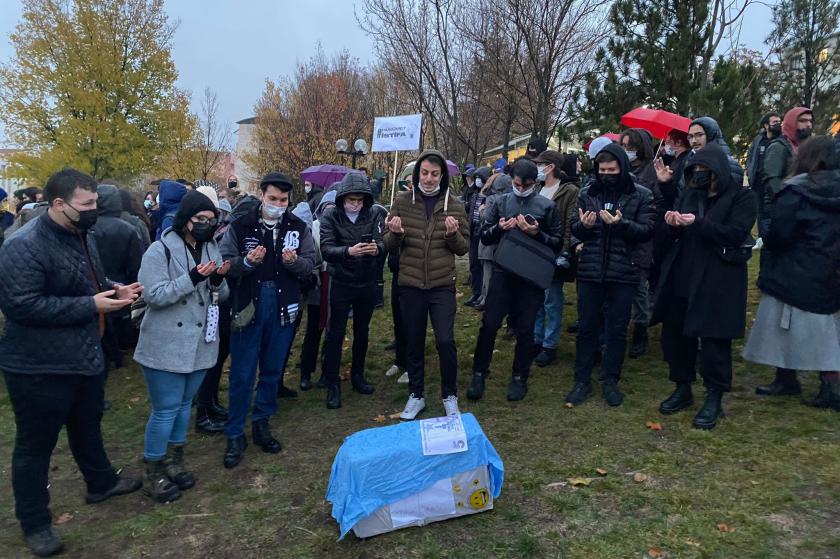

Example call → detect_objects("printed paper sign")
389 478 456 528
420 415 468 456
371 113 422 152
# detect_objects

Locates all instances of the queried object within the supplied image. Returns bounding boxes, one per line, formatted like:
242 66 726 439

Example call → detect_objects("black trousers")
3 372 119 535
660 297 733 392
468 231 483 299
400 286 458 399
299 303 325 379
197 310 231 407
574 281 637 384
472 269 544 379
322 282 378 384
391 270 407 369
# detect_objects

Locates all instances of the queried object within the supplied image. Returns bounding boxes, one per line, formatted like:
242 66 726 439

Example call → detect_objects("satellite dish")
354 138 368 154
336 139 348 152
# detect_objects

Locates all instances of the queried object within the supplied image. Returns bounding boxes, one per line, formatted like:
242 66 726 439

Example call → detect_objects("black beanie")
172 190 219 232
260 171 294 191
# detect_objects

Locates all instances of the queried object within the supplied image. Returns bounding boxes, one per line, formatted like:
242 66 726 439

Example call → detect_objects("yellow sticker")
453 485 461 493
469 488 490 509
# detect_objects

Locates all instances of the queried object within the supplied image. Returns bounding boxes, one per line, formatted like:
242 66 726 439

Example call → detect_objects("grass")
1 255 838 558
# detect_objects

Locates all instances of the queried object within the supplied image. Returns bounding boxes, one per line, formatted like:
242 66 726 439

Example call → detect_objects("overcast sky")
0 0 773 145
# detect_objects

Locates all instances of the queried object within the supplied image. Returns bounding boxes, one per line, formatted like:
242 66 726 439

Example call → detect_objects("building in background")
234 117 258 192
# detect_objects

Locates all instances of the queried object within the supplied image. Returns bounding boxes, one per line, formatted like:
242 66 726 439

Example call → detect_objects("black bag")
494 229 556 290
718 232 755 264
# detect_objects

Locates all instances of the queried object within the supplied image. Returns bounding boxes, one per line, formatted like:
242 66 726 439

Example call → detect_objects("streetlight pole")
336 138 368 170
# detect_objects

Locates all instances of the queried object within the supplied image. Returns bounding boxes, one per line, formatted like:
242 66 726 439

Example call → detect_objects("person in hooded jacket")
116 189 151 251
384 149 469 420
319 173 387 409
530 151 580 367
474 171 513 310
464 166 491 307
134 191 230 502
652 143 757 430
305 180 325 214
685 117 745 187
566 144 656 408
744 136 840 410
154 180 187 240
746 113 782 215
467 158 564 402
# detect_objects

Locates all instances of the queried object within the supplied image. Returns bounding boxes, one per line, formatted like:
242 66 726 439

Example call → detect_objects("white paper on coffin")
352 466 494 538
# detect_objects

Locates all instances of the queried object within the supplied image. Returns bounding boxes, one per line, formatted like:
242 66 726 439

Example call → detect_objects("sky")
0 0 773 146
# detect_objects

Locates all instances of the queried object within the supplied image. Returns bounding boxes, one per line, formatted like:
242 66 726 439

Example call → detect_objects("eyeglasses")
191 216 218 226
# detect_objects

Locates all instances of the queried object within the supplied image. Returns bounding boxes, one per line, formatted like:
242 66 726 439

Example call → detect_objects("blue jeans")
226 283 296 438
143 367 207 460
534 279 565 349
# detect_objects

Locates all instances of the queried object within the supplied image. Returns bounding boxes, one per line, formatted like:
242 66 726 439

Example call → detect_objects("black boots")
85 472 142 504
300 372 313 391
756 368 801 396
252 420 282 454
351 373 375 395
223 435 247 469
506 376 529 402
565 382 593 406
143 459 181 503
602 381 625 407
326 383 342 409
629 325 648 358
534 347 557 367
693 389 724 430
659 382 694 415
25 526 63 557
163 444 195 490
466 371 489 401
803 380 840 411
277 383 298 399
195 407 225 434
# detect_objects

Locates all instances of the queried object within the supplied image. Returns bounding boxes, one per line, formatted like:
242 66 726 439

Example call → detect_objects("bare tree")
196 87 232 181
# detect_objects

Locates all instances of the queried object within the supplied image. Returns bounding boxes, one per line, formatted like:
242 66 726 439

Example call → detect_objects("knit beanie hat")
172 190 219 232
196 185 220 208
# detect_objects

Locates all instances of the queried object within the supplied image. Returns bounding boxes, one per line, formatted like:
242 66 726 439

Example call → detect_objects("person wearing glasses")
133 191 230 503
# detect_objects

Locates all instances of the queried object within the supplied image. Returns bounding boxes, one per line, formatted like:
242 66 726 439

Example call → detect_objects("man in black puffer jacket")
567 144 656 407
319 172 387 409
0 168 143 557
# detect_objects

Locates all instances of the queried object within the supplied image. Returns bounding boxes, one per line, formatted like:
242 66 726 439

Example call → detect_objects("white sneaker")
399 394 426 420
385 364 401 377
397 371 409 384
443 395 460 417
753 237 763 251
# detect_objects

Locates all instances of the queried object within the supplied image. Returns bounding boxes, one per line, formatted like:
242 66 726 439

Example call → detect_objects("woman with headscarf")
133 191 230 502
652 143 757 430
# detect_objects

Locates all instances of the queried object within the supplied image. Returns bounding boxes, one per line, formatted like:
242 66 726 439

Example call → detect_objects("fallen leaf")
129 396 141 403
564 402 575 408
633 472 648 483
645 421 663 431
595 468 608 476
686 539 701 547
388 413 402 419
647 546 664 558
716 523 736 533
545 481 568 489
55 512 74 525
372 415 386 423
456 291 464 298
567 477 594 487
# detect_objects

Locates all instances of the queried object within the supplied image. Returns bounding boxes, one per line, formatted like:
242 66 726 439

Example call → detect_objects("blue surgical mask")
536 166 546 182
263 203 286 221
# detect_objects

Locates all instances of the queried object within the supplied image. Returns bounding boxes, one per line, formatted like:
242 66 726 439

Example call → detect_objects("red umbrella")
582 132 622 151
621 107 692 139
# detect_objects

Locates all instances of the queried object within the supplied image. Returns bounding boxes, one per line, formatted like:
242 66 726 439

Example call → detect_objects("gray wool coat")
133 229 230 374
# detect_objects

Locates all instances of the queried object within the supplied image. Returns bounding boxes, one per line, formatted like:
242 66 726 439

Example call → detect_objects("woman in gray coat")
134 191 230 503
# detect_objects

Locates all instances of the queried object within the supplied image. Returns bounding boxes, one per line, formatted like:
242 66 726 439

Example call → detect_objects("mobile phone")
524 214 537 225
361 234 374 244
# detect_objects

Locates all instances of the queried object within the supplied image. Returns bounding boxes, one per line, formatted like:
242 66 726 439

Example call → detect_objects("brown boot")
163 444 196 490
143 459 181 503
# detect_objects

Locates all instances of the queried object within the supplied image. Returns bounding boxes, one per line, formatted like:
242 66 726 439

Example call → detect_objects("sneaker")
565 382 593 406
24 526 63 557
85 472 142 504
385 364 401 377
753 237 763 250
443 395 460 416
397 371 409 384
399 393 426 420
602 382 625 407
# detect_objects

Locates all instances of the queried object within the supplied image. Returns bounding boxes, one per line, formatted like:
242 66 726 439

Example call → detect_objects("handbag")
717 232 755 264
494 229 556 290
231 299 256 332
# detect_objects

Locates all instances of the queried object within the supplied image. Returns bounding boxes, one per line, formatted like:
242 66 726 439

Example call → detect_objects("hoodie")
315 190 337 221
690 117 732 155
91 184 143 284
154 180 187 240
411 149 455 213
623 128 658 189
761 108 813 198
781 107 813 155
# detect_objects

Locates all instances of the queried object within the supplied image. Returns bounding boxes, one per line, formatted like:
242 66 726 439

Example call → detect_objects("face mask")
598 174 620 189
768 123 782 137
419 183 441 196
263 202 286 221
190 221 216 242
228 181 237 189
344 200 363 214
664 145 677 156
536 166 546 182
64 202 98 231
143 199 152 210
156 194 160 205
305 185 312 194
475 178 483 188
625 150 638 162
513 186 535 198
796 128 812 141
692 170 713 190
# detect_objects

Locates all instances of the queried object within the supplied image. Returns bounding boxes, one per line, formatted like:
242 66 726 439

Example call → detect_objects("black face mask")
692 170 713 190
190 222 216 242
768 123 782 137
598 174 620 189
64 203 98 231
228 181 237 190
796 128 812 140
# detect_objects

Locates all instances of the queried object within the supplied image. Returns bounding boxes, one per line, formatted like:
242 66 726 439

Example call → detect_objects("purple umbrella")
300 164 365 188
446 160 460 176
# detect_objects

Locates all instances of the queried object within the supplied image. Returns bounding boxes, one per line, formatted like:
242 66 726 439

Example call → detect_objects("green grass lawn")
1 256 838 558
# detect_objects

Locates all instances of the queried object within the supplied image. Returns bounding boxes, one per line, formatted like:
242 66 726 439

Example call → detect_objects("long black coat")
651 144 757 339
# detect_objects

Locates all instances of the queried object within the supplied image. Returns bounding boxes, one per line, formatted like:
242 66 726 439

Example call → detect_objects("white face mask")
475 178 483 188
419 183 441 196
664 145 677 156
344 200 363 214
625 150 638 162
536 166 546 182
263 203 286 222
513 186 535 198
305 185 312 194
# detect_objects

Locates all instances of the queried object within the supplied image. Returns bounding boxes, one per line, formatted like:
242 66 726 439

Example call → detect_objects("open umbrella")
583 132 622 152
300 164 365 188
446 160 460 176
621 107 691 139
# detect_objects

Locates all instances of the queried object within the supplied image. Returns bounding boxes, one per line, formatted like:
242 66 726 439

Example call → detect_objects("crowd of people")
0 105 838 557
